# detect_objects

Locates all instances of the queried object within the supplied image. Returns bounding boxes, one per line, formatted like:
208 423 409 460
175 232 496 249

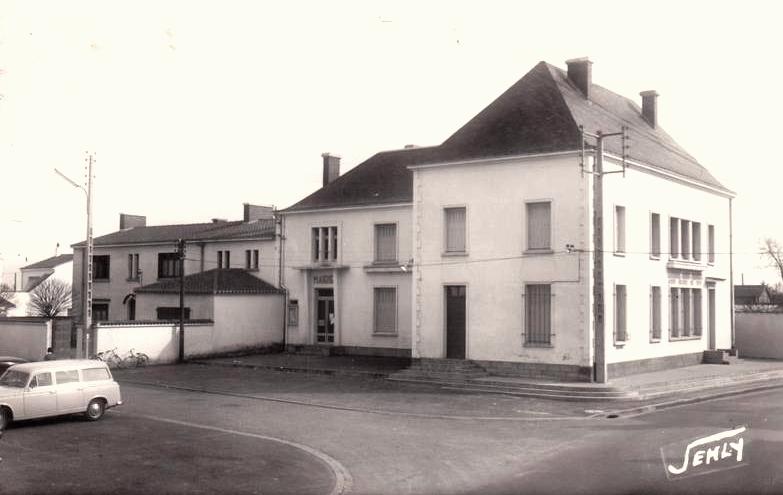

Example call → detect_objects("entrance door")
445 285 466 359
316 289 335 344
708 288 716 350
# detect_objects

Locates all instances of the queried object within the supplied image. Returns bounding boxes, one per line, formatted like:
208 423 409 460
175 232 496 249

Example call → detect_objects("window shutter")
375 224 397 262
445 208 466 252
374 288 397 333
527 202 551 250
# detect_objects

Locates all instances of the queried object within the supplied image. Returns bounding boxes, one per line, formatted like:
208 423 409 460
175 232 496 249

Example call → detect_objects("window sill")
614 341 627 348
442 251 468 257
372 332 399 337
669 335 702 342
666 258 706 272
649 255 661 261
94 278 110 283
613 251 626 257
650 338 661 344
524 249 554 256
126 277 140 282
364 263 410 274
523 342 553 348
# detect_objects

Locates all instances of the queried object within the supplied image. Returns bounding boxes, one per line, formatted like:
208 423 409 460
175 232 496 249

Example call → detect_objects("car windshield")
0 369 30 388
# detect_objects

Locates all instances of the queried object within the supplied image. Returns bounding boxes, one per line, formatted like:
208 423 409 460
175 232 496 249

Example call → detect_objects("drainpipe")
276 211 287 350
729 197 735 351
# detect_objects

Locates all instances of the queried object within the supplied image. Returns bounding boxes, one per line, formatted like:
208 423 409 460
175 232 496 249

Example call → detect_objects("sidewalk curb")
599 379 783 419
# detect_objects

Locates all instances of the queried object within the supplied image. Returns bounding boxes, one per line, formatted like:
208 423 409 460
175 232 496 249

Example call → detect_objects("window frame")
127 253 140 281
443 206 468 255
614 284 627 345
372 286 398 336
525 200 553 253
373 222 399 264
156 307 191 320
650 285 662 342
311 226 339 262
614 205 626 255
288 299 299 327
650 212 661 259
708 224 715 264
523 283 553 347
157 252 181 279
93 255 111 281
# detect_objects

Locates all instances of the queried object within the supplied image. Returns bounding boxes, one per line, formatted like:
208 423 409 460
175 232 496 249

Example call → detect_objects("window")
669 288 679 338
650 213 661 258
288 300 299 327
127 253 140 280
651 286 661 340
692 223 702 261
158 252 181 278
30 372 53 388
693 289 703 336
614 206 626 254
93 255 110 280
156 307 191 320
92 302 109 322
373 287 397 334
82 368 111 381
312 226 339 262
245 249 259 270
217 250 231 269
682 288 691 336
526 202 551 251
524 284 551 345
444 207 467 253
670 218 679 258
55 370 80 384
708 225 715 263
374 224 397 263
680 220 691 259
615 285 627 343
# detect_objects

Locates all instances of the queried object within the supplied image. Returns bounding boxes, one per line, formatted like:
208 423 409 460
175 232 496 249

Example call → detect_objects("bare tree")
0 283 14 316
761 239 783 287
28 278 72 318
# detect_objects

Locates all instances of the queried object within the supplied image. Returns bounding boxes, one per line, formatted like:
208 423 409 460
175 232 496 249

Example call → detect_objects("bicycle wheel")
135 353 149 367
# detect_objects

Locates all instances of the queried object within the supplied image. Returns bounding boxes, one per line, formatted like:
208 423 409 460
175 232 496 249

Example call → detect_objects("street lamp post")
55 152 94 358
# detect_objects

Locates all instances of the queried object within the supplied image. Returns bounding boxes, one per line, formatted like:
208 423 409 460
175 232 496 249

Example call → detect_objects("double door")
316 288 335 344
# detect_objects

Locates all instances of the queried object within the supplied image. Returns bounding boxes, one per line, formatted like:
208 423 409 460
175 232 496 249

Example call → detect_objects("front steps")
388 358 783 402
703 349 739 365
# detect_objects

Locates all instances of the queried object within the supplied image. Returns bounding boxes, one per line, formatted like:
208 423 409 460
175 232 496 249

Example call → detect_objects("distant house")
4 254 73 317
734 285 773 307
70 204 284 357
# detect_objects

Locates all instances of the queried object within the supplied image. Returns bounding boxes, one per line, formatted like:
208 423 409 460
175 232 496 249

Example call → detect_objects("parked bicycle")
122 349 150 368
92 348 123 369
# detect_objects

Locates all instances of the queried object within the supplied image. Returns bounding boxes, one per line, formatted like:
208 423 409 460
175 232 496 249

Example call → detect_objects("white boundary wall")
0 318 51 360
736 313 783 359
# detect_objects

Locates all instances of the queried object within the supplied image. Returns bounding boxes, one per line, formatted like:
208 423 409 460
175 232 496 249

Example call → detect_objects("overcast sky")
1 1 781 286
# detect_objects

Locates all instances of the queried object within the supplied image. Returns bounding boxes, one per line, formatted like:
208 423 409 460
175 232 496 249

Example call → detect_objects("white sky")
1 0 781 286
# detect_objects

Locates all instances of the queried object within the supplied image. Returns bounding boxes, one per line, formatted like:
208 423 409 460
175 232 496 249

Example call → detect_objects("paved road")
2 364 782 494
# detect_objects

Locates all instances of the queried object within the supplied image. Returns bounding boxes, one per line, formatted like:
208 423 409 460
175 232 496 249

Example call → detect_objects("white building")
4 254 73 317
283 57 735 380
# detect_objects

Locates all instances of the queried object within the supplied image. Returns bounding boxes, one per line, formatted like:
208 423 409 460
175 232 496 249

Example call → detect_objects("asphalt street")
1 364 782 494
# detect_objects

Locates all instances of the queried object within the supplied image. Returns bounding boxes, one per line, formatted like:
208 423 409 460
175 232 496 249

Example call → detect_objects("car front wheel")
85 399 105 421
0 407 10 430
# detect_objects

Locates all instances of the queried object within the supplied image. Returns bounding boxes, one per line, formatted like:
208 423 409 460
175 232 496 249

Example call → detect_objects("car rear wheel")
85 399 105 421
0 407 10 431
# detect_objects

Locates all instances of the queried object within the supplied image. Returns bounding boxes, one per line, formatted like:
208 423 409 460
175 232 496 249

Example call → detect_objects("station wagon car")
0 359 122 430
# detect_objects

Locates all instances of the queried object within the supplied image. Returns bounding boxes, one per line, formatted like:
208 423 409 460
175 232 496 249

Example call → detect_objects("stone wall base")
608 352 703 378
473 359 592 382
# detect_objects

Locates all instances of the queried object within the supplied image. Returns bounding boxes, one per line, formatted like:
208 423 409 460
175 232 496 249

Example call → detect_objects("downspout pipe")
276 211 287 350
729 197 735 351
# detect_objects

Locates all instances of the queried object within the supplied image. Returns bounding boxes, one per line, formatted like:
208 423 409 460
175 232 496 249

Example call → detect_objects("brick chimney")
322 153 341 187
119 213 146 230
639 90 659 128
566 57 592 99
243 203 274 222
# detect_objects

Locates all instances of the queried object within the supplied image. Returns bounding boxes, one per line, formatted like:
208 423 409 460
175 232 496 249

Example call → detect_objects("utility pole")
581 127 628 383
177 238 186 363
55 152 94 358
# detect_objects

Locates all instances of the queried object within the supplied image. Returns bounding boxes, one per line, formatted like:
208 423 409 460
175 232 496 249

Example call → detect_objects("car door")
23 372 58 418
54 369 84 414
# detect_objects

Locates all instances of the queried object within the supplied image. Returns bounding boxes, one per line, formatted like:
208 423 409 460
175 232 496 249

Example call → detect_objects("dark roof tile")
135 268 282 295
21 254 73 270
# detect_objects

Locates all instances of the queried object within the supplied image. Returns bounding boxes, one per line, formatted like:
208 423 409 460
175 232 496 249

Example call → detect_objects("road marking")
119 412 353 495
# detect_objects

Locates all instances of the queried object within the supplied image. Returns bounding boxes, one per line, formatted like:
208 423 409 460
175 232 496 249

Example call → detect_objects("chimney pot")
565 57 593 99
322 153 341 187
640 90 659 128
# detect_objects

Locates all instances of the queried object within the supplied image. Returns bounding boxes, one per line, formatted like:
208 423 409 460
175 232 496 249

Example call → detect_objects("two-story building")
281 57 734 381
71 204 279 323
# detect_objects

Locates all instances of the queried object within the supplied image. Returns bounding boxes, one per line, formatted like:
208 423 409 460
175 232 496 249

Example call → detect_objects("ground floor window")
615 285 627 343
373 287 397 335
651 286 661 341
288 299 299 326
524 284 551 345
669 287 702 339
156 307 191 320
